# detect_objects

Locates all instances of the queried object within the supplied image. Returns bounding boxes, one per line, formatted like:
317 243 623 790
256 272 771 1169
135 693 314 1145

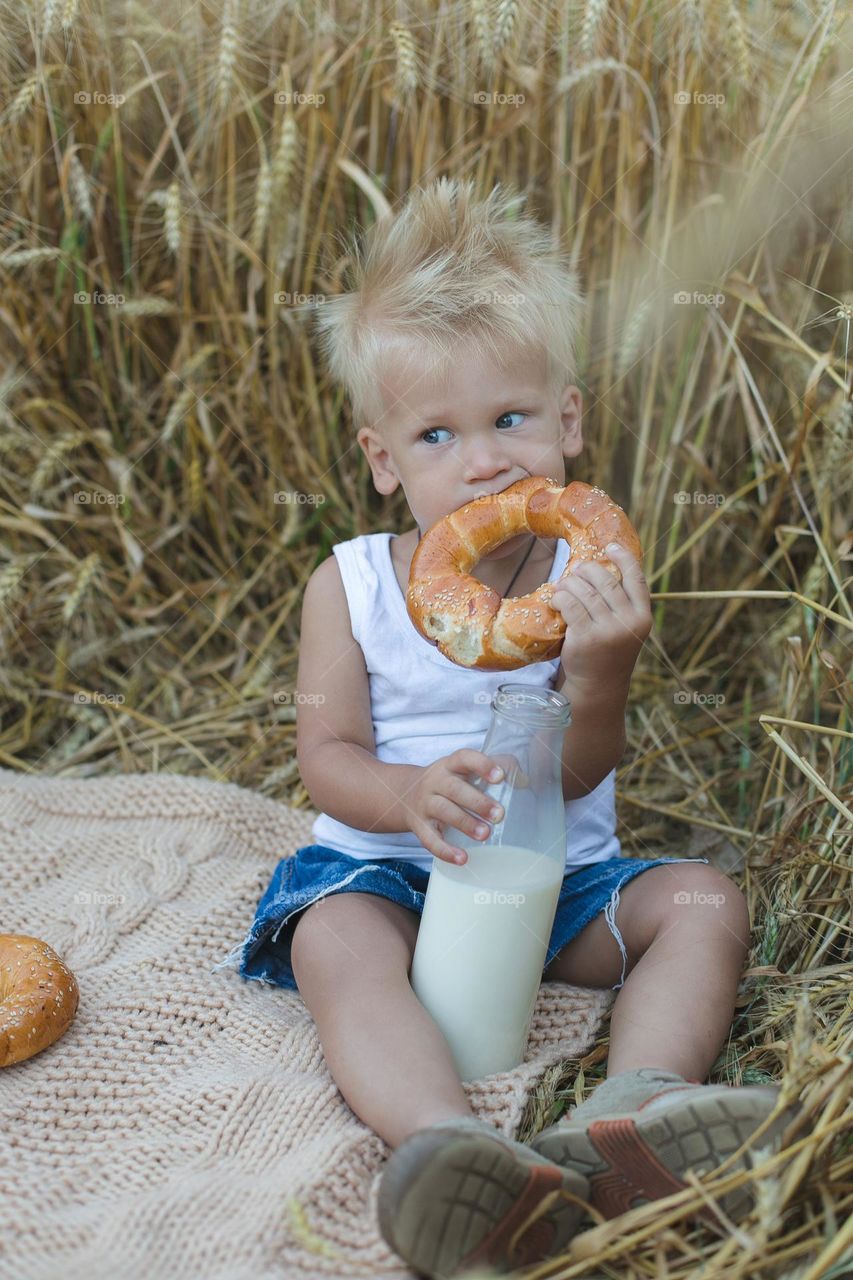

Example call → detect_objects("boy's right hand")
405 750 505 865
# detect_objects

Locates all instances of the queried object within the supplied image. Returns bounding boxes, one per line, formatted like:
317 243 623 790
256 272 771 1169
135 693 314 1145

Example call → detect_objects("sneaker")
377 1114 590 1279
529 1068 800 1223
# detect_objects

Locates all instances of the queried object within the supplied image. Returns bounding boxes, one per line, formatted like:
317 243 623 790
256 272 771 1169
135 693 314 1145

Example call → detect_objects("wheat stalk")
680 0 705 59
580 0 608 62
164 181 182 256
188 452 203 515
0 559 32 611
767 556 827 647
216 0 239 112
61 0 78 29
119 297 180 317
793 11 838 97
726 0 750 86
779 991 817 1106
617 295 654 378
43 0 60 38
275 220 298 276
0 248 63 269
555 57 625 96
62 553 100 624
492 0 518 60
825 395 852 476
250 156 272 251
389 22 419 104
29 431 87 499
0 365 24 432
7 74 40 124
470 0 495 73
69 152 94 224
162 385 195 443
284 1196 345 1261
271 115 298 204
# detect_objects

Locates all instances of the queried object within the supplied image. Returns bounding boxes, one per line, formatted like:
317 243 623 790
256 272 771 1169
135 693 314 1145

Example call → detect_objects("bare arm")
299 740 423 834
295 556 426 834
555 667 629 801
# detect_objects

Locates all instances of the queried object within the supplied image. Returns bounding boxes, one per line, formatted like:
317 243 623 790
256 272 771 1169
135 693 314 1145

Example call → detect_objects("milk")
410 845 564 1081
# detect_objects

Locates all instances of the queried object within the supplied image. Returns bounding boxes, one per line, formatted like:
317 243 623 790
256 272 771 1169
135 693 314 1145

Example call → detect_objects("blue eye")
420 412 525 445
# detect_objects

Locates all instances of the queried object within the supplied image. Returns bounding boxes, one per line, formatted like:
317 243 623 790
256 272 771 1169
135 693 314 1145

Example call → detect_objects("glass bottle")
410 683 572 1081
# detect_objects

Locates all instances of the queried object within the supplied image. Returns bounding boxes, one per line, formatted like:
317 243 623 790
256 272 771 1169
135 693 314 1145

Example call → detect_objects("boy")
216 179 796 1277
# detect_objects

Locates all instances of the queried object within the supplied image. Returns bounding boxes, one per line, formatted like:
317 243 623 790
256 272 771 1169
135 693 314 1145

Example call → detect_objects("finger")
451 749 505 784
568 565 624 615
604 543 650 610
415 817 466 865
574 557 628 595
451 777 504 826
569 574 614 619
433 795 492 847
550 579 600 623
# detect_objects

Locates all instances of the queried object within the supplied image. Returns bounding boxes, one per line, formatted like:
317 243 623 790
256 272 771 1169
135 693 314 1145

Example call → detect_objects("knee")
665 865 751 953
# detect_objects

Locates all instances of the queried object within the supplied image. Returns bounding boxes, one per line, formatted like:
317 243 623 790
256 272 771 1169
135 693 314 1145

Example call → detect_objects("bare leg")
543 865 751 1081
304 970 475 1148
291 893 473 1149
606 891 750 1080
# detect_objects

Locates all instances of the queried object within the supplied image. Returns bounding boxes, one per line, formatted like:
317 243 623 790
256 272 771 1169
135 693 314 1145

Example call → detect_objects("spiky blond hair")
313 177 585 430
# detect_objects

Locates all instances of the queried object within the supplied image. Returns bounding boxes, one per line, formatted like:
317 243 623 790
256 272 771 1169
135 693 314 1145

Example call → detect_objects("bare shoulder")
296 554 375 773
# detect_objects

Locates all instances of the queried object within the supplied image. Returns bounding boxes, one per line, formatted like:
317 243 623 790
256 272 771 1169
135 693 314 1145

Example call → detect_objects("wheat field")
0 1 851 1276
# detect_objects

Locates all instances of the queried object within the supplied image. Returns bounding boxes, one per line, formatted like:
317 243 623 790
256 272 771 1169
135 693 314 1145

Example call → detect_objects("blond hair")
312 177 585 430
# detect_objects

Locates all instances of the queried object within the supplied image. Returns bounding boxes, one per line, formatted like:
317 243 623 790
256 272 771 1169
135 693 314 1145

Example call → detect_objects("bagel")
406 475 642 670
0 934 79 1067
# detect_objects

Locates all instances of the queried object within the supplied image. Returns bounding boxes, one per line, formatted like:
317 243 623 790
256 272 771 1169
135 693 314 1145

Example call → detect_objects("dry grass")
0 0 851 1275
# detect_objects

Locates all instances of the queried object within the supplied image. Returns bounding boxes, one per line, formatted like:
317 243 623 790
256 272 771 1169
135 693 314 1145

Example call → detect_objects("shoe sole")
377 1127 589 1279
530 1085 798 1222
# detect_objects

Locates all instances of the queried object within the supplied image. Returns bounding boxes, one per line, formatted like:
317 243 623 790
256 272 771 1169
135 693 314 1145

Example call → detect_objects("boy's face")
357 339 584 559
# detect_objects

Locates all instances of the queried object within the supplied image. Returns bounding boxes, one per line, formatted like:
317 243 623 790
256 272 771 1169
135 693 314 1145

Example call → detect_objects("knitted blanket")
0 768 613 1280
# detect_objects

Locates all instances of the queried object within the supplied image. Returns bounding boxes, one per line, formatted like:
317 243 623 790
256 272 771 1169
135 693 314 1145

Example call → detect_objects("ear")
558 385 583 459
357 426 401 496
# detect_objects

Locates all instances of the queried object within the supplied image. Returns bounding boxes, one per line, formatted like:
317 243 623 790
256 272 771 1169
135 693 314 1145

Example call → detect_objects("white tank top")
310 532 622 871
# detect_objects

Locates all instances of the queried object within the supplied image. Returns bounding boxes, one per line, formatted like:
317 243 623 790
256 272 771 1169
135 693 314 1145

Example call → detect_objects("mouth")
468 477 527 503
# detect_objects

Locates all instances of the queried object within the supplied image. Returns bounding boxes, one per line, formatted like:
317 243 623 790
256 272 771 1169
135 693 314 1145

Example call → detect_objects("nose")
461 439 513 490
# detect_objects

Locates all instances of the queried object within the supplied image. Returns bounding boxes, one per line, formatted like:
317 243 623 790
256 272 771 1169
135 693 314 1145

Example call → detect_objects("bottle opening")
492 682 572 727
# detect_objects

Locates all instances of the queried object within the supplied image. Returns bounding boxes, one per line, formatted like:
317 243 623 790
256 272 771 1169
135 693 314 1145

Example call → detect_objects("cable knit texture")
0 767 613 1279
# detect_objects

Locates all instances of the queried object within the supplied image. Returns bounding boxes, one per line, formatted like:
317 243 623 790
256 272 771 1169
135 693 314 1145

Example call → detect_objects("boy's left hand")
548 543 652 692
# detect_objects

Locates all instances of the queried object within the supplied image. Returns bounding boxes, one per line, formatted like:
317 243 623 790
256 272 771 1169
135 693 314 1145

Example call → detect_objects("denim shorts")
212 845 710 994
